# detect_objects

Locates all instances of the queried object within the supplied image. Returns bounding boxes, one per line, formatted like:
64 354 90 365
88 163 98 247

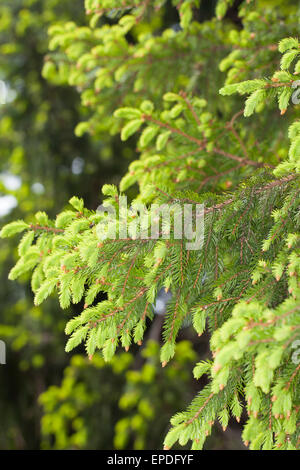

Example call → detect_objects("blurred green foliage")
39 340 197 450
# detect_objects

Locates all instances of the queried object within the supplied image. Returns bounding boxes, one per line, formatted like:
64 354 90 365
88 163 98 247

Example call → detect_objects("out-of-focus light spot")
31 182 45 195
0 173 22 191
0 80 8 105
0 80 16 105
72 157 84 175
0 195 18 217
171 23 182 32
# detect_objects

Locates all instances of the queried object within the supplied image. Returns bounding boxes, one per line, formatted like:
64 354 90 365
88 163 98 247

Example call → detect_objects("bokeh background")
0 0 246 449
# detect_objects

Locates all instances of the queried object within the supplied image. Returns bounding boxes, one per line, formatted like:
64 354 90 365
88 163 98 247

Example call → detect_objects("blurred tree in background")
39 341 198 450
